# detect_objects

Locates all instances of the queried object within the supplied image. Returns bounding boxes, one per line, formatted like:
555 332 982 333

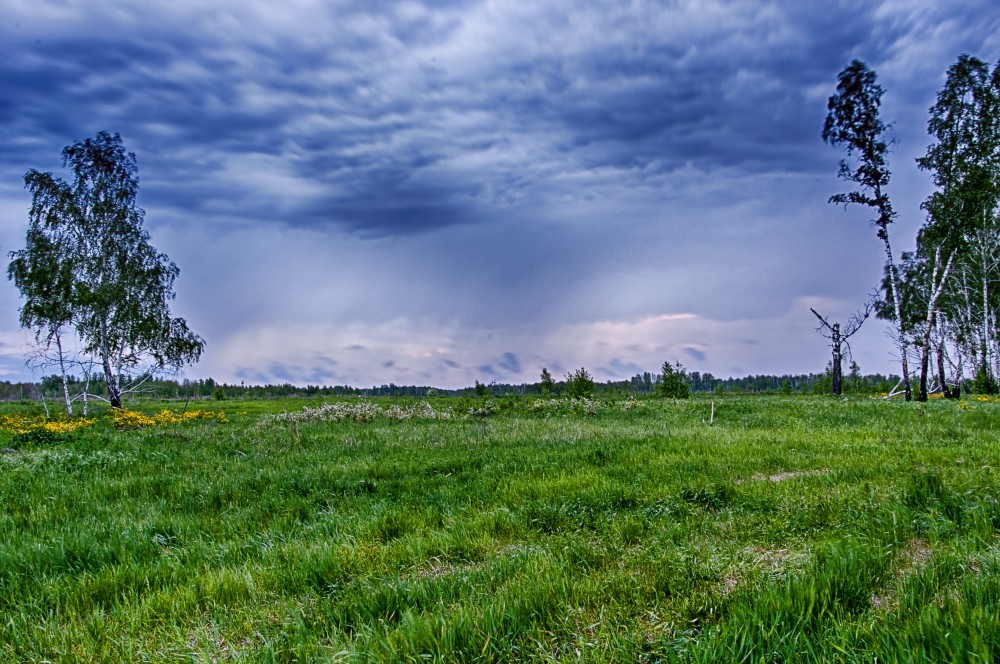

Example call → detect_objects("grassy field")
1 394 999 662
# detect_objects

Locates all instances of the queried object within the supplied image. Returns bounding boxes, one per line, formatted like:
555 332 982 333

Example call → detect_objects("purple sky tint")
1 0 998 387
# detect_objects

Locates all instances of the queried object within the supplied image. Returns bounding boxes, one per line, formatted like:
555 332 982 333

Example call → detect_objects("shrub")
972 367 997 394
11 428 64 447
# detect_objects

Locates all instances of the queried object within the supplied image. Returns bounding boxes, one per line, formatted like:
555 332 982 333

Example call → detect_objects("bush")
11 428 64 447
972 367 997 394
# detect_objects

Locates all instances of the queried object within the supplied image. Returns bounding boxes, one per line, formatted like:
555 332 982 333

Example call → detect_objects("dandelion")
0 414 96 436
111 409 227 429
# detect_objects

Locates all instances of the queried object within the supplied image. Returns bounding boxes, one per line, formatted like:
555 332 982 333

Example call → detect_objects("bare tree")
25 328 99 416
811 298 874 395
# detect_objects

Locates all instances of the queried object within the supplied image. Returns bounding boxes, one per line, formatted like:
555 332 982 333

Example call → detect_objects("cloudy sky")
1 0 998 388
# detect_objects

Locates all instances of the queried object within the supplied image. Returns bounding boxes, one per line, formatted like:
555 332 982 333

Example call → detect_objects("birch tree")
917 55 1000 395
8 131 204 409
823 60 912 400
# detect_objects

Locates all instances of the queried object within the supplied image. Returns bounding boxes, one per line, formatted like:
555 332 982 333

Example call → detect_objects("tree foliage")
657 361 690 399
915 55 1000 395
539 367 555 397
565 367 595 399
824 59 912 400
8 131 204 409
822 60 896 236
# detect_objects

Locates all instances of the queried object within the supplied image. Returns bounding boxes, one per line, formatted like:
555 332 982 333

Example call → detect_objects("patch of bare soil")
735 469 830 485
408 556 480 580
870 538 934 612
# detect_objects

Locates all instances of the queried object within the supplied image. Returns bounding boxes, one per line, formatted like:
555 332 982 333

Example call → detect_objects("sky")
1 0 999 389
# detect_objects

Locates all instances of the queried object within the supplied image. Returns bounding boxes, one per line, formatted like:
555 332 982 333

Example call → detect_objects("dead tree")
811 299 874 395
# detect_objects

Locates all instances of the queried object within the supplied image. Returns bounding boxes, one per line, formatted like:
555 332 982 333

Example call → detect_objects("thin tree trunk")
956 340 966 396
100 321 123 409
55 332 73 417
831 323 843 395
919 326 933 401
882 235 912 400
936 341 953 398
983 263 992 389
919 250 955 401
81 365 91 417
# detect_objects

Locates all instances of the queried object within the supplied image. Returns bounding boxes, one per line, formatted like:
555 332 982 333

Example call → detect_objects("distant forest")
1 366 901 403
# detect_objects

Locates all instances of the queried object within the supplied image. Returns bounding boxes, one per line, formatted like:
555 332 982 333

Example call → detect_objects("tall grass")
0 395 998 661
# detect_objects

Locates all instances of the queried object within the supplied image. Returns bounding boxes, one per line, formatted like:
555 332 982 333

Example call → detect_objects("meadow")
1 394 999 662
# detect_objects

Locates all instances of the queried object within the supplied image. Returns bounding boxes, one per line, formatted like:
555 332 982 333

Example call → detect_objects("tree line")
7 364 899 404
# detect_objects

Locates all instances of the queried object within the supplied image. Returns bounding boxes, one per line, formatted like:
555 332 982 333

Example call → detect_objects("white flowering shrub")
467 401 498 417
258 395 668 429
526 399 560 413
570 397 600 416
622 396 640 410
383 405 409 421
264 400 454 426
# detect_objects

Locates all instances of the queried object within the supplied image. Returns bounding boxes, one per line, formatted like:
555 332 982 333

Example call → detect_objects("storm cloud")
1 0 998 386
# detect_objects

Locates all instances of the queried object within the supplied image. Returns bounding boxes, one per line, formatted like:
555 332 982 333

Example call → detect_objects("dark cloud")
0 0 912 237
306 198 478 237
599 358 644 378
497 352 521 375
684 347 707 363
269 364 296 382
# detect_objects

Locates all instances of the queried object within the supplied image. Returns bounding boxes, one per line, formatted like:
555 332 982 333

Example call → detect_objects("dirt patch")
735 469 830 485
409 556 480 580
751 546 794 572
897 538 934 576
871 538 934 612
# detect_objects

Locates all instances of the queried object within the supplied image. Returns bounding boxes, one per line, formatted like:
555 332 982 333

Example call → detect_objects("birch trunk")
882 233 912 400
100 320 123 409
918 250 955 401
55 333 73 417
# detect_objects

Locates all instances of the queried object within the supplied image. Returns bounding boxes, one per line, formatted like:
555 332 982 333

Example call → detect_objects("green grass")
1 395 999 661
